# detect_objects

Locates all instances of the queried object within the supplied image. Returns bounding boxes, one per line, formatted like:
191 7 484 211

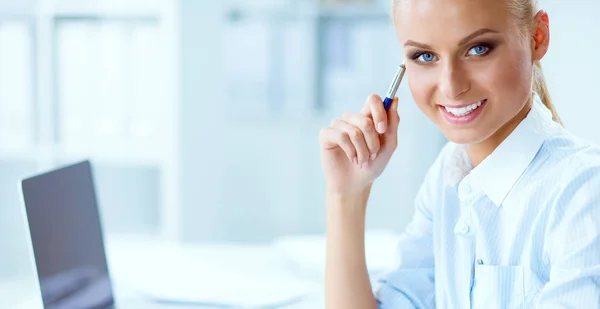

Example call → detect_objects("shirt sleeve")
372 143 453 309
534 165 600 308
372 193 436 309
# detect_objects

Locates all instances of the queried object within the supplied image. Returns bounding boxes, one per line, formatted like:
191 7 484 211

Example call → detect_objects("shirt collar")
445 92 556 206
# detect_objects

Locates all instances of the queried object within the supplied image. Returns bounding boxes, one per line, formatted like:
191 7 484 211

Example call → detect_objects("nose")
438 62 470 100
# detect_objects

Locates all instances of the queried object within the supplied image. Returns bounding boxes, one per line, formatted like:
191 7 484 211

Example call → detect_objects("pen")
383 64 406 112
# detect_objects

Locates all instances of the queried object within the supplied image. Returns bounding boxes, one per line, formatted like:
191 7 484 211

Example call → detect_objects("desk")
106 238 325 309
2 232 397 309
1 238 325 308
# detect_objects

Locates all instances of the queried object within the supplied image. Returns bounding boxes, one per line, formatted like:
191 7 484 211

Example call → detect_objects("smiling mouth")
443 99 487 117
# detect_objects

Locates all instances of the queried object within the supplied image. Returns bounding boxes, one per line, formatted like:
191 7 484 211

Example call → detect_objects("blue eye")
417 52 436 63
468 45 489 56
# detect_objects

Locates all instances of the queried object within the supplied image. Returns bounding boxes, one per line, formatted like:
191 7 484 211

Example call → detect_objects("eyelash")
409 42 497 65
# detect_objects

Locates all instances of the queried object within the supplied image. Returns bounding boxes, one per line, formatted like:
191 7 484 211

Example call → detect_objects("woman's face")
393 0 546 145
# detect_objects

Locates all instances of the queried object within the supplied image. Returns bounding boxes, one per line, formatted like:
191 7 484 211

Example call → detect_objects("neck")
467 96 533 167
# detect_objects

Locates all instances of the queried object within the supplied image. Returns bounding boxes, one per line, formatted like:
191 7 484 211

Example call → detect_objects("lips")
443 99 486 117
439 99 488 125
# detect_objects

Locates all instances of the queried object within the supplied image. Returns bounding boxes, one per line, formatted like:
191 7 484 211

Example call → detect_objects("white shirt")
373 92 600 308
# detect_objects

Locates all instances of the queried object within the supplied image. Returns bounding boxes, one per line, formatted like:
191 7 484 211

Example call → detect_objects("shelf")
318 4 390 20
0 148 39 162
0 145 166 168
0 0 34 17
54 144 166 168
225 1 390 22
49 0 165 17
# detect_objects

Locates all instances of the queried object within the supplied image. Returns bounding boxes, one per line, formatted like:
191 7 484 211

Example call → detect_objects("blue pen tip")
383 97 393 112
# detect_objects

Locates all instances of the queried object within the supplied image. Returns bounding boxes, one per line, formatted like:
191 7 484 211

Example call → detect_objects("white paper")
106 240 318 308
129 267 314 308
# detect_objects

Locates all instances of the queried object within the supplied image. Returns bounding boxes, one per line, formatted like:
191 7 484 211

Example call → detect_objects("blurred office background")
0 0 599 300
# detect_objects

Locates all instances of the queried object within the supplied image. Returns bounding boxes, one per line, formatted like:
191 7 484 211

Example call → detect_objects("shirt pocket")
471 265 525 309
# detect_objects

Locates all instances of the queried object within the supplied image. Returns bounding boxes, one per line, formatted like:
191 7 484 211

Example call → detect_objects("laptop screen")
21 161 115 309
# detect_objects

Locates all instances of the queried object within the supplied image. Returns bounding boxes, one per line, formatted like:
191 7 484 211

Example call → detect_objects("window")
0 20 34 152
0 0 179 286
55 17 165 157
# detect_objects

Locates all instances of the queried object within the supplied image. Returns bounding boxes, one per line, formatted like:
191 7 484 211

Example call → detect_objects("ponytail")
533 60 563 126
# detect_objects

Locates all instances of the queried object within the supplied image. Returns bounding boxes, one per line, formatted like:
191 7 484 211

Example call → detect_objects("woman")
319 0 600 308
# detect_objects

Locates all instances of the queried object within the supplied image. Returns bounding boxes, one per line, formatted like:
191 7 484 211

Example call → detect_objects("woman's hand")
319 94 400 196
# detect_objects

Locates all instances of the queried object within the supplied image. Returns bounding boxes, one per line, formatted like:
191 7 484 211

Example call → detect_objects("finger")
343 112 380 160
320 126 357 163
363 94 388 134
331 118 370 164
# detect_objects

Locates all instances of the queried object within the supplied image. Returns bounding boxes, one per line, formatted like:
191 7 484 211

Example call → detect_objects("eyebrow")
404 28 500 49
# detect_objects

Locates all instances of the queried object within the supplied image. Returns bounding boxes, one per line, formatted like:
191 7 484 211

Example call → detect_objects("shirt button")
458 182 472 198
459 223 469 234
454 222 470 235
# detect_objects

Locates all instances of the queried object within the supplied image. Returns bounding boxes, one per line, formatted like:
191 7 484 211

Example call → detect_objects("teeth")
445 100 485 116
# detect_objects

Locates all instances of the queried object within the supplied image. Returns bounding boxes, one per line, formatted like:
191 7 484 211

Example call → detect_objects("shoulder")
533 131 600 264
533 128 600 225
536 128 600 186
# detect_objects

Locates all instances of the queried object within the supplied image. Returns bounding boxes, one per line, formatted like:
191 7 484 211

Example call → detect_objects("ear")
532 10 550 61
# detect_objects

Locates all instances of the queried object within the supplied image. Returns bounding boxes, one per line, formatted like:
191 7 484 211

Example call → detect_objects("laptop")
19 160 152 309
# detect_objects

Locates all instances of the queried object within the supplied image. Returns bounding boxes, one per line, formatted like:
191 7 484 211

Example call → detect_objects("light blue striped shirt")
373 92 600 308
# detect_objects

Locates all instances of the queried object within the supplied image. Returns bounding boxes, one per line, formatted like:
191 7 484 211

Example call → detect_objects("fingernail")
370 153 377 160
377 122 386 133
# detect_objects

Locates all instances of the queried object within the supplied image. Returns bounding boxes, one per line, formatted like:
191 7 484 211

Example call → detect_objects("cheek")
471 58 513 90
510 55 534 93
491 48 532 91
472 52 533 103
407 68 437 111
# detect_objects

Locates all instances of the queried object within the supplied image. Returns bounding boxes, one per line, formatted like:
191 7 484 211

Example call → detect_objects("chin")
440 128 490 145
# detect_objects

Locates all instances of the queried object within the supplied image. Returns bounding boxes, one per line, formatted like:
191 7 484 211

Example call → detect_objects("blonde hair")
391 0 563 126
